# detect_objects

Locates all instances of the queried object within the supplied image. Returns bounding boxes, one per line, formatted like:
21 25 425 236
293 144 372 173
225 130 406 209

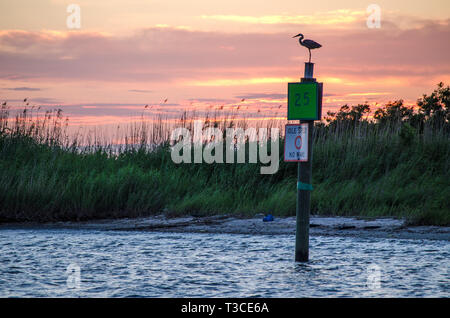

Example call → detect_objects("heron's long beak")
292 34 301 38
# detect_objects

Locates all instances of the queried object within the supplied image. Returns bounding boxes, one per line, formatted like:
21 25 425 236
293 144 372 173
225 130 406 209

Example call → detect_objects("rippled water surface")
0 229 448 297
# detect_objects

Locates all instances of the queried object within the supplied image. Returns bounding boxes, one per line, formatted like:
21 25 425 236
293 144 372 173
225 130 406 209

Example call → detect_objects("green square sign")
287 82 322 120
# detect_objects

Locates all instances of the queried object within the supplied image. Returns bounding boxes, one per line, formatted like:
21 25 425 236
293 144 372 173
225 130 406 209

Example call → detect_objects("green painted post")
295 62 315 262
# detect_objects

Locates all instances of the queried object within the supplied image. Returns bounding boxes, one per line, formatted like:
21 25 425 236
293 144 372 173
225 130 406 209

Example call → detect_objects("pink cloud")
0 17 449 125
0 19 448 84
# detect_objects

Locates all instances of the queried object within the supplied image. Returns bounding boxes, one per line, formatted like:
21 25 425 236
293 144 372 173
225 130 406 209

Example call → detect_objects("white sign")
284 124 308 162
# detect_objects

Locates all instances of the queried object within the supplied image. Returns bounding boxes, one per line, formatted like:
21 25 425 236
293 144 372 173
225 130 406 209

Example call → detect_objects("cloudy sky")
0 0 449 127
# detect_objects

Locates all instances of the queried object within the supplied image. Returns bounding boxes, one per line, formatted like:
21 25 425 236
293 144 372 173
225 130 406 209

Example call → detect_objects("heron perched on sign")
293 33 321 63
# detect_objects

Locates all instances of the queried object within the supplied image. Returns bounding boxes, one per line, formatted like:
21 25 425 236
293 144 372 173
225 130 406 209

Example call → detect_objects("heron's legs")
308 49 311 63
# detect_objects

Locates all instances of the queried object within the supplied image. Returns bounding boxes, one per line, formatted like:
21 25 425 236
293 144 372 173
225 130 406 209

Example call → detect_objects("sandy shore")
2 215 449 241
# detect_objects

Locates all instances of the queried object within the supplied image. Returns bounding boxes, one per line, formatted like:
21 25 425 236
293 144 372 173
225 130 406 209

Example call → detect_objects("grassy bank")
0 87 449 225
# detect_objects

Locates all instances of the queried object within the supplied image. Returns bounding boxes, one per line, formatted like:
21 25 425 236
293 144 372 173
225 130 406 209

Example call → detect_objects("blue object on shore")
263 214 274 222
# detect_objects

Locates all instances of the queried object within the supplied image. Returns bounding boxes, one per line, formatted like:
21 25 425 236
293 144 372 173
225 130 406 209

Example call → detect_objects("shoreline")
1 215 449 241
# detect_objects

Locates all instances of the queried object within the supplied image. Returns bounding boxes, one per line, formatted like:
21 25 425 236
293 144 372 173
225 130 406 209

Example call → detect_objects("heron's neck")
298 35 304 44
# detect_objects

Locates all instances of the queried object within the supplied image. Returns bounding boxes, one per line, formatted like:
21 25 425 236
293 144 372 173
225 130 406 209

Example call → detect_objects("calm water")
0 229 448 297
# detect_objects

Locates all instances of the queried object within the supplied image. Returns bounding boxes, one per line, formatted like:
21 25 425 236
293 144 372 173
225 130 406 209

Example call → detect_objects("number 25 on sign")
287 82 323 120
294 91 310 107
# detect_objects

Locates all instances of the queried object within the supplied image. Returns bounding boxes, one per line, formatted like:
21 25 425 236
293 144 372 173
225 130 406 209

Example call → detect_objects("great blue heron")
293 33 321 63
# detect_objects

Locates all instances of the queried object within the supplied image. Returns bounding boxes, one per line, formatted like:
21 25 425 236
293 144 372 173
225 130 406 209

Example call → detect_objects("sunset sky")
1 0 449 128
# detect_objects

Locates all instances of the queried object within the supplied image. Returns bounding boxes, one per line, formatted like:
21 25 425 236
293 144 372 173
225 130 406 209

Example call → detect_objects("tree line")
323 82 450 135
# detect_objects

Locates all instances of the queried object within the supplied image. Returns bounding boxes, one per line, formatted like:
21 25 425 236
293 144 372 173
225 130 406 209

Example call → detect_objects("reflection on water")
0 229 448 297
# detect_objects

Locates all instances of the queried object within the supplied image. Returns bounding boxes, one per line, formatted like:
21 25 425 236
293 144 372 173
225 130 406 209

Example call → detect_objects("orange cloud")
186 77 294 86
201 9 365 26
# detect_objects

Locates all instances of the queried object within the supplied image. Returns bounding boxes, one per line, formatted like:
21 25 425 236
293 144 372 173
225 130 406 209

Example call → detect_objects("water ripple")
0 229 448 297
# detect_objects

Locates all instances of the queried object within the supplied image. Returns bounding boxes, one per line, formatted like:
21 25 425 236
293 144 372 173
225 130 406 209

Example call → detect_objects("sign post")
286 62 322 262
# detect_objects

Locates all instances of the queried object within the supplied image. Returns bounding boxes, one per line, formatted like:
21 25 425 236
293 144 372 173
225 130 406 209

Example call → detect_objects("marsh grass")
0 102 448 225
